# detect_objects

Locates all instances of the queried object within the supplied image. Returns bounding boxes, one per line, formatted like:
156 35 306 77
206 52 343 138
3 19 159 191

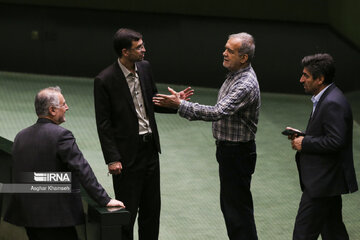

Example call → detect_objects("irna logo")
34 172 71 182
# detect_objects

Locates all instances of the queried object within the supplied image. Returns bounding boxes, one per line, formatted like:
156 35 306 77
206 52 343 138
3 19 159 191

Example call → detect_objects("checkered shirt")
179 65 260 142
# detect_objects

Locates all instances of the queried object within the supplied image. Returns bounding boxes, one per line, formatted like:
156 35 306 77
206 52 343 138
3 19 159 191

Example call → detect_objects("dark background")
0 2 359 93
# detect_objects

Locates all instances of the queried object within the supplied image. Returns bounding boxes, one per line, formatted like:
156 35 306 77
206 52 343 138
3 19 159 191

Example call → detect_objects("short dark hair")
113 28 143 57
301 53 335 84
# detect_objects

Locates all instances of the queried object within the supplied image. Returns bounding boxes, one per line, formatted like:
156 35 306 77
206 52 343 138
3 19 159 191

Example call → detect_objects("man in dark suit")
94 28 192 240
289 53 358 240
4 86 124 240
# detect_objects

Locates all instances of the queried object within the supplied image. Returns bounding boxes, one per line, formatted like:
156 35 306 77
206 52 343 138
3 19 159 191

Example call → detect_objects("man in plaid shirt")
153 32 260 240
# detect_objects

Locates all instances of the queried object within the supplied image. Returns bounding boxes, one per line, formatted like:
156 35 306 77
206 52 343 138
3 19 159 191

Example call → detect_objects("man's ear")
318 75 325 85
121 48 128 57
48 106 56 116
240 54 248 64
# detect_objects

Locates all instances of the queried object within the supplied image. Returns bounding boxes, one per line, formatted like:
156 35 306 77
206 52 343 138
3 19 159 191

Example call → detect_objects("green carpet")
0 71 359 240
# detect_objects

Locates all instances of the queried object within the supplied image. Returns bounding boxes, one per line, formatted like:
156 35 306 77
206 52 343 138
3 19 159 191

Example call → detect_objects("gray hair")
34 86 62 116
229 32 255 62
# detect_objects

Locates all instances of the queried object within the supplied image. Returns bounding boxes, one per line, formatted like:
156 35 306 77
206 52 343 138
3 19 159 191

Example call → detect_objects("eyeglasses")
56 101 67 109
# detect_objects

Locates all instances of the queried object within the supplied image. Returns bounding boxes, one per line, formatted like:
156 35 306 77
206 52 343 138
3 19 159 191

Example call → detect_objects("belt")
215 139 254 147
139 133 153 142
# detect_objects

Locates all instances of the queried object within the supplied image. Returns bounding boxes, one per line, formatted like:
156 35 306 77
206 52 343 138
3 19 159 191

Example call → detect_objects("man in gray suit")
289 54 358 240
5 86 124 240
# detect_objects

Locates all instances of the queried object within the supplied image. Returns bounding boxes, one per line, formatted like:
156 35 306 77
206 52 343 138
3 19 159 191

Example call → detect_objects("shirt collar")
226 64 251 79
118 58 138 78
311 83 333 104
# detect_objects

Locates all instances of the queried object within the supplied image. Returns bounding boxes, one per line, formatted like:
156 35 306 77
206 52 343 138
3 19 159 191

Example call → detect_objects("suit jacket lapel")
305 84 336 133
113 62 137 115
305 110 313 132
136 62 151 112
311 84 336 120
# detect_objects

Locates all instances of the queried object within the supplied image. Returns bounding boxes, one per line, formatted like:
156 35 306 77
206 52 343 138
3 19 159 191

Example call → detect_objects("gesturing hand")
153 87 193 109
179 86 194 101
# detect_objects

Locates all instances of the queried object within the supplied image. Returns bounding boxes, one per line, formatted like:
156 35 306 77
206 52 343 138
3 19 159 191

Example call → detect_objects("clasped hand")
108 161 122 175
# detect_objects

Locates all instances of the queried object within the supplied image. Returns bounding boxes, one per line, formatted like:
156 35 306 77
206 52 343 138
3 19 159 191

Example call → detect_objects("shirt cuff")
108 161 120 166
178 100 192 118
179 99 186 112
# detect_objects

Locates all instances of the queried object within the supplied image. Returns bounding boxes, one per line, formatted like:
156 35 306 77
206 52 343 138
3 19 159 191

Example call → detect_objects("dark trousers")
113 138 160 240
216 140 258 240
25 226 78 240
293 191 349 240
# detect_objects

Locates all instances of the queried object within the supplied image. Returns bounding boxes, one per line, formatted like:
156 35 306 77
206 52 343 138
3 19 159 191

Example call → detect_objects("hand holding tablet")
282 127 305 137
